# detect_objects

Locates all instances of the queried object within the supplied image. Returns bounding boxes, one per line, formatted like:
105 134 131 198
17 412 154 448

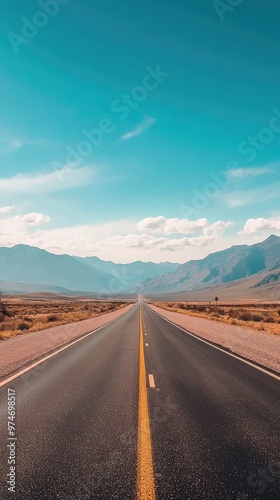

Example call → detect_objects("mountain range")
132 235 280 299
0 244 178 294
0 235 280 299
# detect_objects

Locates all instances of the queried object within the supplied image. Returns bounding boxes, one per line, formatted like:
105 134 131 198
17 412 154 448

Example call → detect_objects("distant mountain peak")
264 234 279 242
132 234 280 295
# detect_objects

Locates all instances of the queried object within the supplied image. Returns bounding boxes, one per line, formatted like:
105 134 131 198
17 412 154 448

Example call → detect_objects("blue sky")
0 0 280 262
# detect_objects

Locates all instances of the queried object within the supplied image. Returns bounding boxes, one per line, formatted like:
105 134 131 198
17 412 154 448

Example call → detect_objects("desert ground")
0 295 129 340
153 301 280 336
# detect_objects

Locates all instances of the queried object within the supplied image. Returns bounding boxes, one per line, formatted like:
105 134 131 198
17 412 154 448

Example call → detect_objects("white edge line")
147 305 280 382
0 305 135 388
148 374 155 388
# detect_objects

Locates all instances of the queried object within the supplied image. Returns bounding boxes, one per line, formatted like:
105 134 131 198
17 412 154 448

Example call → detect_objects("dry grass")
0 299 129 340
153 301 280 336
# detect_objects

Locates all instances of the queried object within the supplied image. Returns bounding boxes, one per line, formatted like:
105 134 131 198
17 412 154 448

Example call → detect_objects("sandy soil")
149 304 280 374
0 304 134 380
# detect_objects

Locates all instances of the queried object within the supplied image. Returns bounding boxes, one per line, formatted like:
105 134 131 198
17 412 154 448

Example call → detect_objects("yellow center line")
137 305 156 500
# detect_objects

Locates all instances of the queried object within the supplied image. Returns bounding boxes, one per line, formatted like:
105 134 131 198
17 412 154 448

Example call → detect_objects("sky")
0 0 280 263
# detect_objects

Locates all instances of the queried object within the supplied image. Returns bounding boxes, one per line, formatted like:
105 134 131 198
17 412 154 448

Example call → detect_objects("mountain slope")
76 256 179 289
146 269 280 302
0 245 179 294
0 280 73 295
132 235 280 295
0 245 113 293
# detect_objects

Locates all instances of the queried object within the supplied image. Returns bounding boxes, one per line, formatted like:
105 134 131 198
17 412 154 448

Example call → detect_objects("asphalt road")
0 302 279 499
142 305 280 500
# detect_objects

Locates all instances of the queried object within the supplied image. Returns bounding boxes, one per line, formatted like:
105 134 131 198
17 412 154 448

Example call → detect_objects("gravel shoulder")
0 304 134 380
149 304 280 374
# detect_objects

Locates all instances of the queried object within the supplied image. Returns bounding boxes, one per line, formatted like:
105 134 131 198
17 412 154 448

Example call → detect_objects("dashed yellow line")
137 306 156 500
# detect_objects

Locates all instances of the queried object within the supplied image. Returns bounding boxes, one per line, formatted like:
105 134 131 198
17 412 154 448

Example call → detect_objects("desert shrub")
0 313 6 323
228 309 239 318
23 316 32 322
47 315 58 323
210 312 220 318
265 316 275 323
194 305 206 312
278 310 280 316
181 304 189 310
178 303 186 309
0 303 13 317
238 312 253 321
216 308 225 315
18 322 29 331
251 314 263 322
231 319 238 325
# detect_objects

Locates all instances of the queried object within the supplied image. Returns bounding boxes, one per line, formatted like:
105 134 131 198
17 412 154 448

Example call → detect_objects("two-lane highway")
0 301 279 499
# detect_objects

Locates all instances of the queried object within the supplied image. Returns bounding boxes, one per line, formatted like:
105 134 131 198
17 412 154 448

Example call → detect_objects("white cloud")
223 182 280 208
0 136 23 151
228 167 274 178
0 214 233 262
14 213 50 226
137 216 208 234
92 218 232 254
137 216 231 237
94 233 215 252
0 218 138 255
121 116 156 141
0 133 45 153
203 220 233 236
0 166 94 194
0 205 14 214
0 211 51 249
137 216 166 231
239 218 280 234
8 139 22 149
